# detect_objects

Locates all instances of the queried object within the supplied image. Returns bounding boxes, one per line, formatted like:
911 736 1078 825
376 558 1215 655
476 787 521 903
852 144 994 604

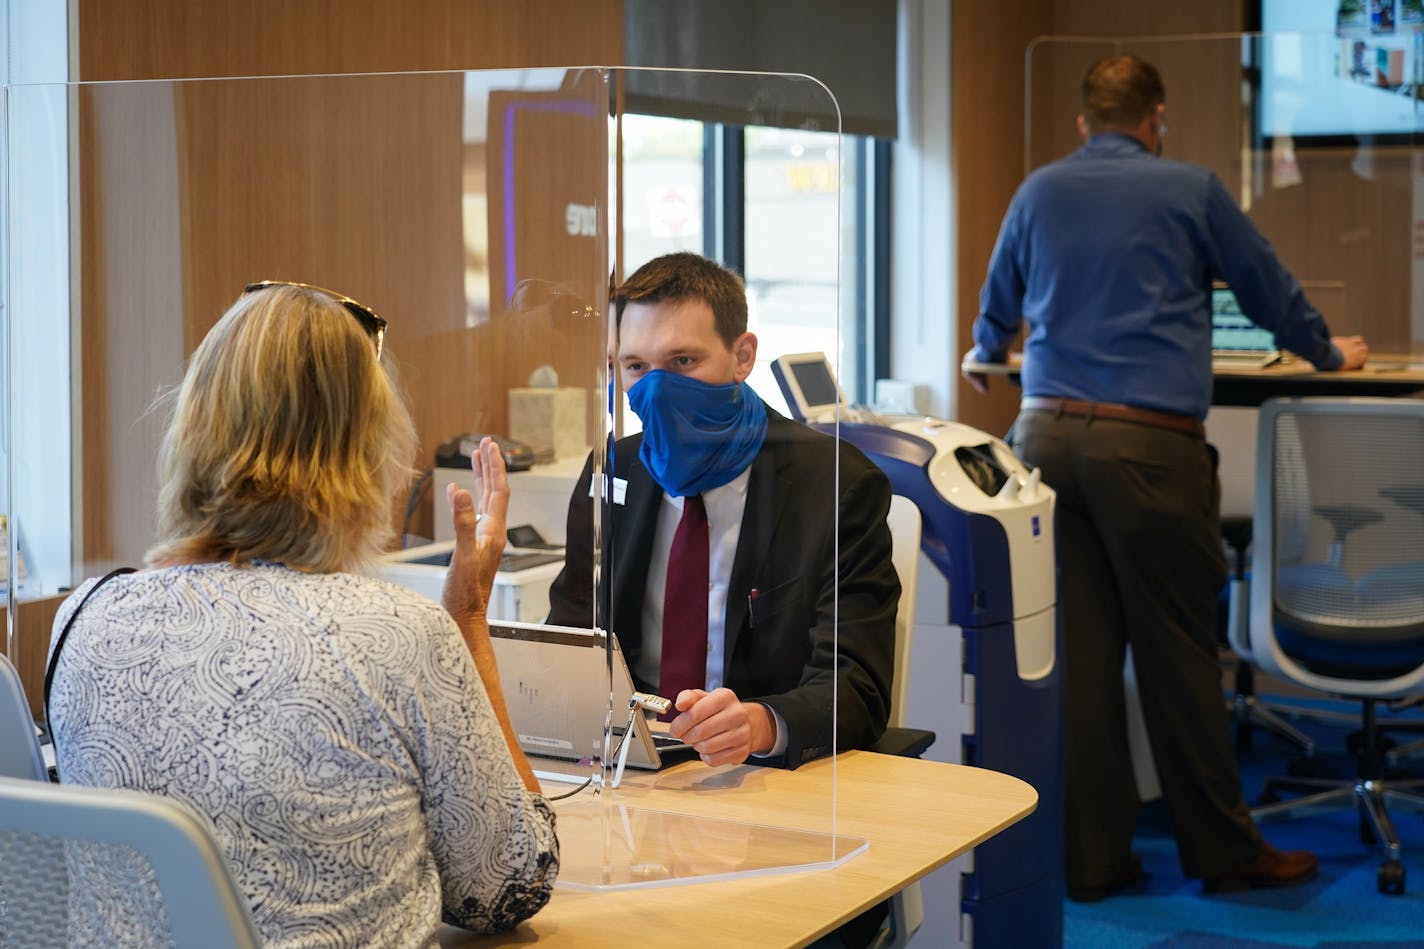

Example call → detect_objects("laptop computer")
1211 284 1283 370
487 620 691 786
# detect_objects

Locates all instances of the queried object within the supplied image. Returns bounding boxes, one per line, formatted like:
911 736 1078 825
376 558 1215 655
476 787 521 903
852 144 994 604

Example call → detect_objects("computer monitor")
1211 285 1279 353
770 352 848 424
1253 0 1424 144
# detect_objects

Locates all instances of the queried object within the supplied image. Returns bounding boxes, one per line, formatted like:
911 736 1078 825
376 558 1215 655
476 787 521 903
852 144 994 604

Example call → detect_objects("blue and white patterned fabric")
48 562 559 948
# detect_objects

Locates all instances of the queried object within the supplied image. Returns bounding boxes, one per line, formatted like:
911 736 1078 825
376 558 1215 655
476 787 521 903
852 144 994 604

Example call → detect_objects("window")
3 0 72 608
621 115 705 265
619 115 888 414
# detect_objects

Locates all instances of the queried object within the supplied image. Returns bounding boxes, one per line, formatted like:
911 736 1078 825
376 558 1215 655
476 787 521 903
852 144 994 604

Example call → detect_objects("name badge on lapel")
588 476 628 505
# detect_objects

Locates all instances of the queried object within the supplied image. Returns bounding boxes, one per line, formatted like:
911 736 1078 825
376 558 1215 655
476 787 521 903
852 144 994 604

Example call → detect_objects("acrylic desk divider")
1027 30 1423 358
3 64 859 890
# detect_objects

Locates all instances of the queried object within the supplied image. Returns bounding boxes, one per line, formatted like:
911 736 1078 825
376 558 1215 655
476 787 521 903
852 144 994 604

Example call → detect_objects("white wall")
889 0 956 421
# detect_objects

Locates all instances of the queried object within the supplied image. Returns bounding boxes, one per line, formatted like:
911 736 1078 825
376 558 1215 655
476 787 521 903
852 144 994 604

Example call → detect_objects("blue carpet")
1065 697 1424 948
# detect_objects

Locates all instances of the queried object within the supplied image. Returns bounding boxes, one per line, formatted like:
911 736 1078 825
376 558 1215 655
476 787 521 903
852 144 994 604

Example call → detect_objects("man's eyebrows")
620 345 704 363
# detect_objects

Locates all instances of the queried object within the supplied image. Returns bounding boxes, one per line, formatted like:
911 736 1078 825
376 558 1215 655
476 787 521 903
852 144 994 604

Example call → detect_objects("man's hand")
667 687 775 766
441 436 510 631
1332 335 1369 371
961 353 991 393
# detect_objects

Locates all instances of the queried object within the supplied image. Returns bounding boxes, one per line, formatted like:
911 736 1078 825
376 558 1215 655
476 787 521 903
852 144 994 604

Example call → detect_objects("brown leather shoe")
1202 842 1319 894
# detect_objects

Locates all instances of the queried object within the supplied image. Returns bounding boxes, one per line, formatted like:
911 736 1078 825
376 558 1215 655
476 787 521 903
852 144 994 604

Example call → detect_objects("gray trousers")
1010 409 1262 885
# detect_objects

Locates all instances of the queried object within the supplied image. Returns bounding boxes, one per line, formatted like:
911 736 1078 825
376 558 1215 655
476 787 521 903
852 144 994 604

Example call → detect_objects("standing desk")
1209 357 1424 406
962 353 1424 406
963 352 1424 515
438 750 1037 949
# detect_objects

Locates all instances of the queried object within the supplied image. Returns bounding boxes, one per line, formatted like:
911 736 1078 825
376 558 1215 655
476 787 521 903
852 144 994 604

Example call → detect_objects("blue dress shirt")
972 133 1343 420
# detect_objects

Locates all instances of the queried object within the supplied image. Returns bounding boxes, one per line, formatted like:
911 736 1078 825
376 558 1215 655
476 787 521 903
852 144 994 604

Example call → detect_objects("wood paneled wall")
1247 148 1413 349
67 0 622 587
76 1 623 81
951 0 1054 438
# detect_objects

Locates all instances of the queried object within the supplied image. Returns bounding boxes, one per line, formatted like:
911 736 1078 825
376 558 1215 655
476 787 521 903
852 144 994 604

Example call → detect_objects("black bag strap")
44 567 136 747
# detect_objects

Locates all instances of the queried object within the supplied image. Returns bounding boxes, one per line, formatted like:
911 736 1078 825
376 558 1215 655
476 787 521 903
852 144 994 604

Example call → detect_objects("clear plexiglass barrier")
3 66 861 892
1029 29 1424 356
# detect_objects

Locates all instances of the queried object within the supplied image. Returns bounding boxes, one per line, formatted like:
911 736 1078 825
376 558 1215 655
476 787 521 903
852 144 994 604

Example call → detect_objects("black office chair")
1248 398 1424 895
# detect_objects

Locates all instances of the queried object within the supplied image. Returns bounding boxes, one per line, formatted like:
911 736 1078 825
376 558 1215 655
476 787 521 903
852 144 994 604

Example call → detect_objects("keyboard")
1212 350 1282 371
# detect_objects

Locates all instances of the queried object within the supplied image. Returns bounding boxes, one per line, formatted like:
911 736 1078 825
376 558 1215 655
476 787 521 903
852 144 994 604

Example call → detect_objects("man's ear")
1075 114 1089 141
732 331 758 383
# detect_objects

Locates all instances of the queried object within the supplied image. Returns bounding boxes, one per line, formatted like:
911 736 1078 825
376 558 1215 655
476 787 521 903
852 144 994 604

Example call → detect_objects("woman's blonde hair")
147 284 417 572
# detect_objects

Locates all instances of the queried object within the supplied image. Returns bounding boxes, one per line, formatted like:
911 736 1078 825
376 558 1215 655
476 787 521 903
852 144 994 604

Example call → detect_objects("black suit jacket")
546 410 899 768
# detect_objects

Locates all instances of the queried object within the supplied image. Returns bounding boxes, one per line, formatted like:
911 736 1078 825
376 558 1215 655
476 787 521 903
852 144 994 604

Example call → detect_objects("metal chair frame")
0 776 261 947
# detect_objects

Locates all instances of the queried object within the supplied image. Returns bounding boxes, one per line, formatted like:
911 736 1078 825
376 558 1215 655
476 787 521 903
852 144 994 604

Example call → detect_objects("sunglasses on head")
243 280 387 358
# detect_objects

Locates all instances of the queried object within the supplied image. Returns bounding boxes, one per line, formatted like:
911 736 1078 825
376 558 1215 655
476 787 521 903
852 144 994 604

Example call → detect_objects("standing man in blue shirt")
964 54 1368 900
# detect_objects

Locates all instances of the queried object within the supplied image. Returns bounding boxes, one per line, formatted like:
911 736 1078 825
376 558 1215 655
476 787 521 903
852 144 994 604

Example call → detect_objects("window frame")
693 123 890 406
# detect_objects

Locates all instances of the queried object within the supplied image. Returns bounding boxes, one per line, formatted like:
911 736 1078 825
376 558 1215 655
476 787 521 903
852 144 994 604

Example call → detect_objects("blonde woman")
47 282 558 947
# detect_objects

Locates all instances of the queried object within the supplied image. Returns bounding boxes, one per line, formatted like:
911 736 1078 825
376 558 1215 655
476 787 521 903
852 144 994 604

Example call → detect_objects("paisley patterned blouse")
48 562 559 948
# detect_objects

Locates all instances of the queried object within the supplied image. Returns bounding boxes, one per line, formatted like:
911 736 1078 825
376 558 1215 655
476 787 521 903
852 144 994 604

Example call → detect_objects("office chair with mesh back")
0 654 47 782
0 776 262 947
1248 397 1424 895
1218 516 1318 762
0 658 52 948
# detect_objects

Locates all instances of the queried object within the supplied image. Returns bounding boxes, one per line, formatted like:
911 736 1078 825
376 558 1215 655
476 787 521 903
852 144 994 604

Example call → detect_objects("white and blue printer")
773 353 1063 949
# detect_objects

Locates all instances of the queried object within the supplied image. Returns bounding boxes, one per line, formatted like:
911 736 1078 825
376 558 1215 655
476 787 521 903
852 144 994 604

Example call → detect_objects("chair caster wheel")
1286 756 1316 777
1378 859 1406 895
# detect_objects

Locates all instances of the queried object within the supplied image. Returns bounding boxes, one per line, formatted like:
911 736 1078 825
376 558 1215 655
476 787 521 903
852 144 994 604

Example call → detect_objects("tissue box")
508 387 588 463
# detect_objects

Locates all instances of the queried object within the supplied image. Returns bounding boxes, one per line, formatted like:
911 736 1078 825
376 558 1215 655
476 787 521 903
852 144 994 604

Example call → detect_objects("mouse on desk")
435 433 537 472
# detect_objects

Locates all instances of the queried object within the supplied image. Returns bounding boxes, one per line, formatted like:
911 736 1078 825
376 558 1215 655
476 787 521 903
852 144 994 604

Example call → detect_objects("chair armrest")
869 726 936 759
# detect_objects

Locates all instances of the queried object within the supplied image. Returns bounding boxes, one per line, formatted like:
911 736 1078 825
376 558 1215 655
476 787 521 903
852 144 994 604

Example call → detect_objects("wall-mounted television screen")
1254 0 1424 143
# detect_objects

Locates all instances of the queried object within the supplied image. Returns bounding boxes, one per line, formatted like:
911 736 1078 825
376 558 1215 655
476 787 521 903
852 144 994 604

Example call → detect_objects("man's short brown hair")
1080 54 1165 132
615 252 749 348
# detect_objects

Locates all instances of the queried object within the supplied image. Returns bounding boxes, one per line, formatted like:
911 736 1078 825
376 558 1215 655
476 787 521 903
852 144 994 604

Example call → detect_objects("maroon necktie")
659 495 709 713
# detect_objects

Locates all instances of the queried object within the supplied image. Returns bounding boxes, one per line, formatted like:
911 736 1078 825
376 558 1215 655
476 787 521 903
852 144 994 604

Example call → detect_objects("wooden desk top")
439 751 1037 949
1209 355 1424 405
963 354 1424 407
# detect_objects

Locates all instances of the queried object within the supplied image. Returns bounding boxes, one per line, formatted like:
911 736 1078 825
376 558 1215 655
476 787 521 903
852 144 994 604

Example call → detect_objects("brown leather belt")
1021 396 1204 437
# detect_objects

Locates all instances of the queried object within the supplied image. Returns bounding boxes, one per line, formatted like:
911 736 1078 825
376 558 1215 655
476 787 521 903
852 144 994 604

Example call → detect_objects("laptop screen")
486 620 672 774
1211 285 1277 353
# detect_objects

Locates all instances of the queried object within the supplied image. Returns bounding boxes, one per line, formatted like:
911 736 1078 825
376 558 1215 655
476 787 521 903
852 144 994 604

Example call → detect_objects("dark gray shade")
621 0 898 139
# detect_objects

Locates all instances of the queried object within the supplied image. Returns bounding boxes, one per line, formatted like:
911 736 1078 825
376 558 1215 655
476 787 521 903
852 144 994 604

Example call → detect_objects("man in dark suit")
546 252 898 769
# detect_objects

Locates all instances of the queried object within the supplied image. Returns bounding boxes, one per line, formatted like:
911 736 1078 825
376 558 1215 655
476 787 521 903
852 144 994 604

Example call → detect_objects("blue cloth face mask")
627 370 768 497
